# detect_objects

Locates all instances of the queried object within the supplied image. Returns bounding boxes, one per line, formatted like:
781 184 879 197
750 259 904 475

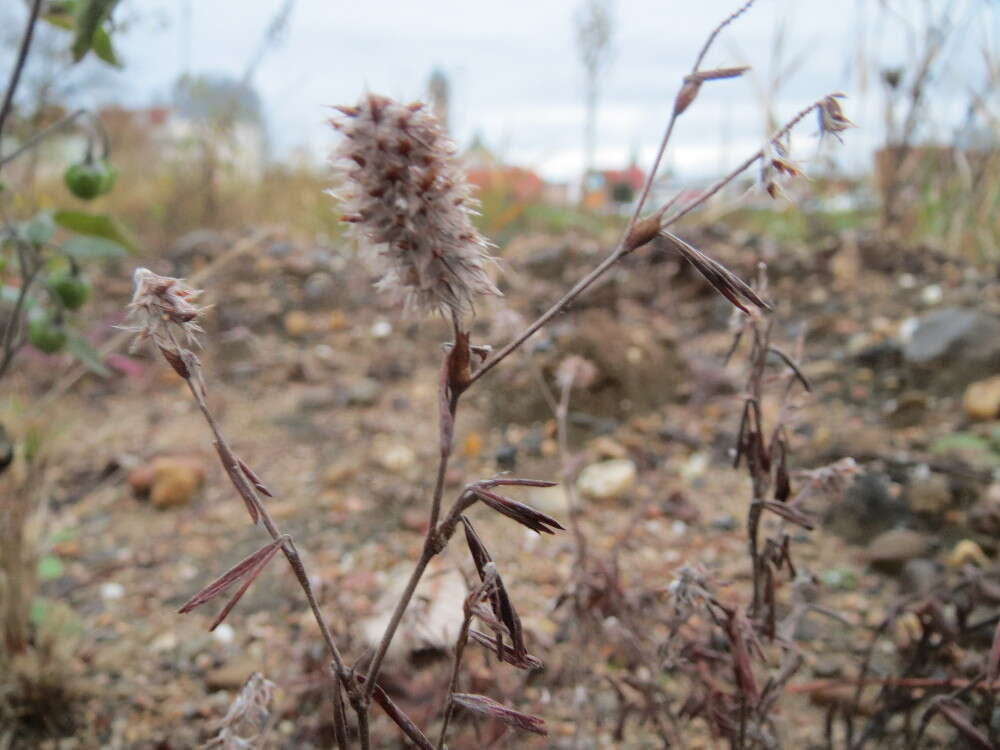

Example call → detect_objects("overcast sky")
11 0 1000 181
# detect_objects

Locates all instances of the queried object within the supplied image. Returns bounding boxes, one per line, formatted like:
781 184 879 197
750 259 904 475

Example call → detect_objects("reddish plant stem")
162 331 359 743
435 607 473 750
361 358 460 704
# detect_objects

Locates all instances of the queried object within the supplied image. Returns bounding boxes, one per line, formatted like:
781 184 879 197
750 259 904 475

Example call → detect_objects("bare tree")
574 0 614 197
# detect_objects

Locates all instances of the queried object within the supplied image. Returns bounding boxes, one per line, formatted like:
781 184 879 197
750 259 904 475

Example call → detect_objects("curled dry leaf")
660 232 769 315
468 629 543 671
451 693 547 736
471 486 565 535
461 516 528 660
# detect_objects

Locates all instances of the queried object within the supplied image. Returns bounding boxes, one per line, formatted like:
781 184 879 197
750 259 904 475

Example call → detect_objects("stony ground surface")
4 224 1000 748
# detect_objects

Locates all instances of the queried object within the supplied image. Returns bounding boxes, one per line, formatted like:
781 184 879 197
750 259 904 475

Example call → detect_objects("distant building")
464 134 546 202
581 156 647 212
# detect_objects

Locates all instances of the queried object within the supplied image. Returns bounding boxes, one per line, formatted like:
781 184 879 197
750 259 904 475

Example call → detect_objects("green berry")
48 273 90 310
27 318 67 354
64 162 104 200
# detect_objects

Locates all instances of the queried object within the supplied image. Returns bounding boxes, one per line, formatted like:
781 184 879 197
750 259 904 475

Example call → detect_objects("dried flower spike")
124 267 205 351
331 94 500 317
817 93 854 142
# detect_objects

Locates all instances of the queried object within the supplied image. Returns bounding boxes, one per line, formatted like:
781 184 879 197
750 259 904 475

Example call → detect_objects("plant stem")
362 402 456 702
0 240 40 382
0 108 87 168
183 378 349 678
435 612 472 750
0 0 43 171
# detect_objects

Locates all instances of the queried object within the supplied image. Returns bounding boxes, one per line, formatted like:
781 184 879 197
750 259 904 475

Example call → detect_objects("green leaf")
72 0 119 62
61 235 127 260
66 330 110 376
53 210 136 252
43 1 77 30
23 212 56 246
38 555 66 581
91 26 121 67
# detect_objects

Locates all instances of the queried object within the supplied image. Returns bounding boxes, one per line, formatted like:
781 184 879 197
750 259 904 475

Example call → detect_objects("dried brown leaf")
451 693 547 735
179 536 287 630
471 487 564 535
468 629 543 670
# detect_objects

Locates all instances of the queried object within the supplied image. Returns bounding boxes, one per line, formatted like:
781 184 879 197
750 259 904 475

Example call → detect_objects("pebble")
371 320 392 339
378 444 416 474
947 539 990 569
907 471 951 515
345 377 382 407
128 455 206 509
865 528 932 572
577 459 637 501
963 376 1000 421
100 582 125 601
283 309 312 337
212 623 236 645
899 558 938 595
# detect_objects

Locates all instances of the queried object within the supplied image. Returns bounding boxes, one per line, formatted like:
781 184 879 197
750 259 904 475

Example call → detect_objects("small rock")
297 386 338 411
461 432 483 458
370 320 392 339
963 376 1000 421
710 514 738 532
303 272 336 307
359 559 466 661
907 471 952 515
205 661 261 691
212 623 236 645
129 455 206 509
947 539 990 569
812 659 843 679
577 459 637 501
969 485 1000 535
345 378 381 407
495 444 517 471
283 309 312 337
902 308 1000 389
100 582 125 601
899 558 939 595
865 528 932 572
525 484 565 514
378 444 416 474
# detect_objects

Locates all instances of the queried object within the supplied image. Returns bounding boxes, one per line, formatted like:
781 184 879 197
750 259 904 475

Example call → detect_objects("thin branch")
0 0 44 169
0 108 87 168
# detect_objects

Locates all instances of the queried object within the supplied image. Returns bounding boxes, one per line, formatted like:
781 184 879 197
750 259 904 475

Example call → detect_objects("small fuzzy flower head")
330 93 500 317
757 138 803 200
124 267 205 351
817 93 854 142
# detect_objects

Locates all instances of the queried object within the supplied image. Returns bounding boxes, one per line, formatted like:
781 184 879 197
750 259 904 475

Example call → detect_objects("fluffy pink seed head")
330 93 500 317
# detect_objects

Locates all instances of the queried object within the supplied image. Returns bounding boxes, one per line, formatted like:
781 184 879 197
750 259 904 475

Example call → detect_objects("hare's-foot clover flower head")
330 94 500 318
124 267 205 352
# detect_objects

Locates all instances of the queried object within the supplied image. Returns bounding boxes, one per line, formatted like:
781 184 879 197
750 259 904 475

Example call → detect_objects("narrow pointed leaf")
451 693 547 735
179 536 286 627
237 456 273 498
472 487 564 534
461 517 527 660
215 441 260 524
469 629 543 670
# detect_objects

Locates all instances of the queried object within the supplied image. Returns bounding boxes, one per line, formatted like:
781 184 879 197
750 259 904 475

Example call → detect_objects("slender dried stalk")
155 329 356 743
